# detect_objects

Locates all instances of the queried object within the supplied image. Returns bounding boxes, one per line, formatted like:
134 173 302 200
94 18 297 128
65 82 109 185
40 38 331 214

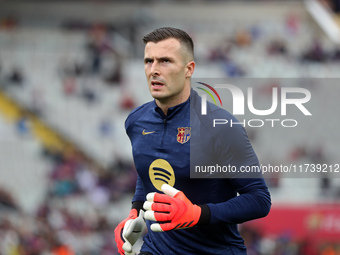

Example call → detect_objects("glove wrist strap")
132 201 144 216
197 204 211 225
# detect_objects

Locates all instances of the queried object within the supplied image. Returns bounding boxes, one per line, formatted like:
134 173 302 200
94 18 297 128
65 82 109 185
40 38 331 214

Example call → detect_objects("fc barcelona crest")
177 127 191 144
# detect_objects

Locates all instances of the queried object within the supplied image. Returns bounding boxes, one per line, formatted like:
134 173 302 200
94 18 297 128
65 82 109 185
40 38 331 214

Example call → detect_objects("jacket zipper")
160 118 167 148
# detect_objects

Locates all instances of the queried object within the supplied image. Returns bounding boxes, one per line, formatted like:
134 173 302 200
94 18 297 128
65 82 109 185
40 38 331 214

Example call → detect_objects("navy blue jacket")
125 89 271 255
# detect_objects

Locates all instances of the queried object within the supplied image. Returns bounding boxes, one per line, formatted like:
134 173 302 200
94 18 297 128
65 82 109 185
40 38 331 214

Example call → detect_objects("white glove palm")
122 210 145 255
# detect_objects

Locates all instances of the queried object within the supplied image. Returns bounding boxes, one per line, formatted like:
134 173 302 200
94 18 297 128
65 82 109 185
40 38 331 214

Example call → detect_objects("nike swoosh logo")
142 129 155 135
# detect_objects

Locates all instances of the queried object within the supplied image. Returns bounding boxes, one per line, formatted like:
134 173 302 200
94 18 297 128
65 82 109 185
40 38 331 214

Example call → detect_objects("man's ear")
185 61 195 78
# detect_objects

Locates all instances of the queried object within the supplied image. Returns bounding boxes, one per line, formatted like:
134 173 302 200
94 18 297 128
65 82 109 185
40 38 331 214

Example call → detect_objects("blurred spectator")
104 58 122 85
79 78 98 105
0 219 21 254
235 29 252 47
62 77 77 97
81 86 97 104
74 62 86 77
41 147 64 165
51 244 74 255
240 226 262 255
267 39 288 56
48 151 80 198
290 145 307 161
334 0 340 13
60 59 86 78
207 38 245 77
301 39 328 62
285 13 300 36
0 15 19 30
320 245 337 255
98 117 114 138
7 67 24 86
208 39 232 62
265 172 281 189
250 25 262 40
298 236 319 255
320 173 331 197
30 88 46 117
331 48 340 61
0 187 18 210
239 225 337 255
86 24 115 75
221 61 245 77
329 0 340 13
87 185 111 208
75 167 97 193
120 94 136 110
15 112 31 138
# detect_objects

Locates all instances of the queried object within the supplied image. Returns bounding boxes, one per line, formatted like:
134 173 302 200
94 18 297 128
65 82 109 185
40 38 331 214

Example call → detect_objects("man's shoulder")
208 102 234 118
191 89 245 139
125 101 154 130
191 92 236 125
191 88 235 119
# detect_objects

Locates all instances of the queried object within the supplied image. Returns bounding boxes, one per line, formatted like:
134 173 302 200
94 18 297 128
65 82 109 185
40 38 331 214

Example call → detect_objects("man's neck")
156 90 190 116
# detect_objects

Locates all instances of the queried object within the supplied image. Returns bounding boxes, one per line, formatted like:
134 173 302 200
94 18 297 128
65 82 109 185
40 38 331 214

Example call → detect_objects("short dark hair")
143 27 194 59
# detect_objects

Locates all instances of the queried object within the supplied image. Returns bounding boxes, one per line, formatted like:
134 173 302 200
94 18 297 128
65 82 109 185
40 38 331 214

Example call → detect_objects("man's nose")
150 62 160 76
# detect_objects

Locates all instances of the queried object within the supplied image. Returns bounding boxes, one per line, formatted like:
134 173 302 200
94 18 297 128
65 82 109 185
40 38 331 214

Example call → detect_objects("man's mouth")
151 81 164 87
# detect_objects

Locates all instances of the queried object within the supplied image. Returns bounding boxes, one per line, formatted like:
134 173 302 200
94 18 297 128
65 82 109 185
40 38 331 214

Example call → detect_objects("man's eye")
162 59 170 63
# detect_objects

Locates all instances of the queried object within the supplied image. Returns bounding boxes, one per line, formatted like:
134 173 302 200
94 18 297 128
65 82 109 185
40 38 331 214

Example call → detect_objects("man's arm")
114 174 146 254
207 109 271 224
206 177 271 224
143 178 270 232
132 174 145 205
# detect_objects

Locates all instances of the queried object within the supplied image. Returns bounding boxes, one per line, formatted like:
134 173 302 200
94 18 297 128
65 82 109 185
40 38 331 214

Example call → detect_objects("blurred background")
0 0 340 254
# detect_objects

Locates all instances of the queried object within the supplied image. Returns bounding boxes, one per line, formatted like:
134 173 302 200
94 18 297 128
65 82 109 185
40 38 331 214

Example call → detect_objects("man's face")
144 38 194 106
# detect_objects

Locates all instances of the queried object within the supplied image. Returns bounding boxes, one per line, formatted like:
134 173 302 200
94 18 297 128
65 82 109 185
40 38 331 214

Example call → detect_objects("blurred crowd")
206 16 340 77
0 145 137 255
241 226 340 255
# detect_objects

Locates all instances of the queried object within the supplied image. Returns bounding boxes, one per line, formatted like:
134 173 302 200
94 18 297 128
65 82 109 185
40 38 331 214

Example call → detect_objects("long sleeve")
206 106 271 224
207 177 271 224
132 174 145 203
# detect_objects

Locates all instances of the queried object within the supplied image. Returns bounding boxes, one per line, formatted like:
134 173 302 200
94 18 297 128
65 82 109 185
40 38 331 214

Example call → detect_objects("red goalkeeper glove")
114 208 145 255
143 184 204 232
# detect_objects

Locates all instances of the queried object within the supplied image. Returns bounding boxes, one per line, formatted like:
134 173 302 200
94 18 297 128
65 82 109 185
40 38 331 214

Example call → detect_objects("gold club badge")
176 127 191 144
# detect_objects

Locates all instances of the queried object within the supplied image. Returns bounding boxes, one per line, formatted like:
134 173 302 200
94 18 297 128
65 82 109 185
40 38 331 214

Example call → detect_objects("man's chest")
130 117 191 192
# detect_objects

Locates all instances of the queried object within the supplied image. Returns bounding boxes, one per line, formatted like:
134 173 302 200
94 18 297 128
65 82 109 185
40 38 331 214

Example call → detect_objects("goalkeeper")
114 27 271 255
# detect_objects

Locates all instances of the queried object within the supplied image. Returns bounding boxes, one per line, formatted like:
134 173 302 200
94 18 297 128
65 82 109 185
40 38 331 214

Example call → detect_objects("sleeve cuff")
197 204 211 225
